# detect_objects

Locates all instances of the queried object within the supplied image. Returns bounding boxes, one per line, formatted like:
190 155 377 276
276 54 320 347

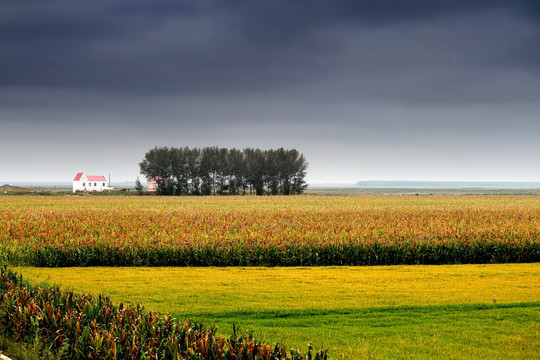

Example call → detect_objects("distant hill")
356 181 540 188
0 185 39 193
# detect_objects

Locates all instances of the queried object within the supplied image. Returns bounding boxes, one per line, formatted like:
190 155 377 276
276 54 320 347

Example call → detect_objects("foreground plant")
0 267 328 360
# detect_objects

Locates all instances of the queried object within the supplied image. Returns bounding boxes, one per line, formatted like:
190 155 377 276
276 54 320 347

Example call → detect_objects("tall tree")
244 148 266 196
170 147 190 195
277 147 292 195
228 148 245 195
289 149 308 194
216 147 230 195
200 146 219 195
187 147 201 195
265 149 280 195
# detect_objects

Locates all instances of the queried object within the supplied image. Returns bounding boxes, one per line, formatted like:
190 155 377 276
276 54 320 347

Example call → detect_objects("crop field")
1 195 539 266
15 264 540 359
1 195 540 359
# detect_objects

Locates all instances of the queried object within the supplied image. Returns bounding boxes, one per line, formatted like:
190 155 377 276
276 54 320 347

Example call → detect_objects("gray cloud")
1 1 539 182
2 0 539 97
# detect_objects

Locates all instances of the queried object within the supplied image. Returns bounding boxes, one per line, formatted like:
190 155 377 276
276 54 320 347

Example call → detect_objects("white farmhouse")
73 172 112 192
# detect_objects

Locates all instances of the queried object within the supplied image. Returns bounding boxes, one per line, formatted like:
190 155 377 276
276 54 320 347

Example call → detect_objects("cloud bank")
1 1 539 182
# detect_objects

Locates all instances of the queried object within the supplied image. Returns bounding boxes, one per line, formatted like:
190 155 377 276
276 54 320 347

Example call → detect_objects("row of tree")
139 146 308 195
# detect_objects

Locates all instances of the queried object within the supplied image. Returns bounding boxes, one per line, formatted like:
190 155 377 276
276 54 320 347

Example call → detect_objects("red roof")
87 175 107 181
73 173 83 181
148 177 164 183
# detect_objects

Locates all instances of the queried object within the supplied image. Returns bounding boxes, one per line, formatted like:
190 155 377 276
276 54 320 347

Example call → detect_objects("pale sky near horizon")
1 1 539 183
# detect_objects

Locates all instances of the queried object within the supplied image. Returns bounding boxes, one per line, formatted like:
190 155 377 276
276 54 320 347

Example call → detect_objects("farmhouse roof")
87 175 107 181
74 173 107 181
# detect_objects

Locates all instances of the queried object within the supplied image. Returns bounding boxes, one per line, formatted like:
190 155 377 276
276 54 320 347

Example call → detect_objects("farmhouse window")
82 183 85 186
94 183 97 186
103 183 105 186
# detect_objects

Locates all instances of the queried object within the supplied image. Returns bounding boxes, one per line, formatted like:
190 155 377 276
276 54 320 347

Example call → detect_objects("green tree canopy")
139 146 308 196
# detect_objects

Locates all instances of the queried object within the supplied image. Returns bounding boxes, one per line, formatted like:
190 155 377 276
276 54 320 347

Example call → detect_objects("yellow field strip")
16 263 540 315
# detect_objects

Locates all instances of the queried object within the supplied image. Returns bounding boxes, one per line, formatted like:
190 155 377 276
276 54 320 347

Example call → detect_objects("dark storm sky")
1 0 539 183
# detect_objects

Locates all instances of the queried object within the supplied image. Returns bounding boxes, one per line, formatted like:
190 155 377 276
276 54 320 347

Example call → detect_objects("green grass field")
16 264 540 359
